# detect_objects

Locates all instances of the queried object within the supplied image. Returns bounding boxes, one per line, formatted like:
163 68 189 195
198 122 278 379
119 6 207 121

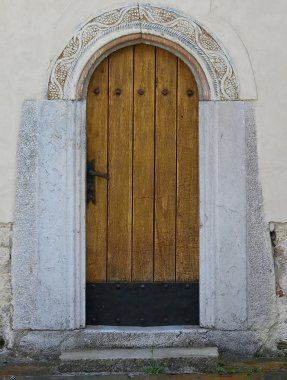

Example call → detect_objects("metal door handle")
87 160 108 204
87 168 108 179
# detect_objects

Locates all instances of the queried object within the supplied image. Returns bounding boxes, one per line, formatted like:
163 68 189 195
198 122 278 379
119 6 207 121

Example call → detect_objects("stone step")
59 347 218 374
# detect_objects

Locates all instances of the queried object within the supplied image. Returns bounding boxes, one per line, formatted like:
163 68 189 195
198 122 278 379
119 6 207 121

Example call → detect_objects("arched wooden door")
86 44 199 326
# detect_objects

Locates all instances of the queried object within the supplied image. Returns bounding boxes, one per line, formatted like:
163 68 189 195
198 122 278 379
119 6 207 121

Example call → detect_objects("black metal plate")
86 282 199 326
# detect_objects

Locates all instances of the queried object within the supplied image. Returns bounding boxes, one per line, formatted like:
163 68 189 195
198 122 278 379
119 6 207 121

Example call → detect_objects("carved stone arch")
48 4 239 101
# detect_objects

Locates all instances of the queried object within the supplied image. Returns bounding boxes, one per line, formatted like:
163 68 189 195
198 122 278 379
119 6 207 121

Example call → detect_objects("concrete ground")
1 358 287 379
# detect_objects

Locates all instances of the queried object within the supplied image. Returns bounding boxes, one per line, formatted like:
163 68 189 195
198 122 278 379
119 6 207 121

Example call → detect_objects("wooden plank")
132 44 155 281
86 59 109 282
154 47 177 281
107 46 133 281
176 59 199 281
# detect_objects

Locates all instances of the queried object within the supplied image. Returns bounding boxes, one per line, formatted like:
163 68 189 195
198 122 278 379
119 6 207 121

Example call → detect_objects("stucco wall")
0 0 287 357
0 0 287 223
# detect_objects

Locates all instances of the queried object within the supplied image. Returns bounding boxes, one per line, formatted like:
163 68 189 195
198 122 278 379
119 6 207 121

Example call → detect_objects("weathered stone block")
13 326 262 360
13 100 86 330
59 347 219 374
0 224 11 248
271 222 287 296
0 247 10 270
0 223 12 342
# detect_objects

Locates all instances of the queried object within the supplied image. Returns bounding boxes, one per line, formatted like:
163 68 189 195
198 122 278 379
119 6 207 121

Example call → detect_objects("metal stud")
187 89 194 97
164 284 169 289
116 284 121 289
115 88 121 96
92 284 96 288
161 88 168 96
116 318 121 324
94 87 100 95
185 284 190 289
140 317 145 323
140 284 145 289
137 88 144 95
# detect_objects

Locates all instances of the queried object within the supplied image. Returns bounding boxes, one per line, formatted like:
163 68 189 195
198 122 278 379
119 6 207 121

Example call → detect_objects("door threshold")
84 325 202 332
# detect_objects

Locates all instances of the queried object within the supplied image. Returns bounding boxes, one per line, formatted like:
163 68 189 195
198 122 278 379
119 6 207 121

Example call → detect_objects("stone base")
59 347 218 374
12 326 262 360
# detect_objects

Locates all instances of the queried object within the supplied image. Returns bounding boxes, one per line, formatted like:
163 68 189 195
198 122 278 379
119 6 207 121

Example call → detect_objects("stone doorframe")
12 4 276 333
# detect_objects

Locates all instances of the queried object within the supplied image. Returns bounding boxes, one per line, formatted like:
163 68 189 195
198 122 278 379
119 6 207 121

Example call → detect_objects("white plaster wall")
0 0 286 222
213 0 287 222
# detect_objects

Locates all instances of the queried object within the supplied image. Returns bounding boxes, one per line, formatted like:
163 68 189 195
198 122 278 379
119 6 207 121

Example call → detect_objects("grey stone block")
246 103 277 330
13 100 86 330
0 223 11 248
59 347 218 374
13 326 262 360
0 223 12 342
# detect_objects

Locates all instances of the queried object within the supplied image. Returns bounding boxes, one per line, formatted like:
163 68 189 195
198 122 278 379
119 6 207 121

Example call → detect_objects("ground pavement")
1 357 287 379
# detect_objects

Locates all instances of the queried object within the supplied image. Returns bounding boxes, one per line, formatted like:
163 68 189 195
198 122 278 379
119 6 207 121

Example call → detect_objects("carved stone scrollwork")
48 5 239 100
